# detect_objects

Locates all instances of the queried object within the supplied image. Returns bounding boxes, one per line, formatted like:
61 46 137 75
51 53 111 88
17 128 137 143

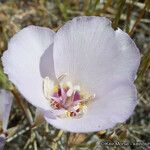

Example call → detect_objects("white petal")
53 16 140 94
45 82 137 132
2 26 55 110
0 135 5 150
115 28 140 80
0 90 13 131
51 16 140 132
43 77 54 99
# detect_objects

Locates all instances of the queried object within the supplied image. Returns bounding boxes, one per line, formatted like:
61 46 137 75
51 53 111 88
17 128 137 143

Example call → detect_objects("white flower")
0 89 13 136
0 89 13 150
1 16 140 133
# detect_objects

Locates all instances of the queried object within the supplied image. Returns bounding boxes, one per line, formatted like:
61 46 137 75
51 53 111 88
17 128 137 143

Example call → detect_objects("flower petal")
53 16 140 94
2 26 55 110
0 135 5 150
45 81 137 132
0 90 13 131
115 28 140 80
51 16 140 132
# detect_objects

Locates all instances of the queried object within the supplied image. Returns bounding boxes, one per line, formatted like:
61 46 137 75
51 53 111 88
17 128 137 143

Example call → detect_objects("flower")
1 16 140 133
0 89 13 149
0 89 13 134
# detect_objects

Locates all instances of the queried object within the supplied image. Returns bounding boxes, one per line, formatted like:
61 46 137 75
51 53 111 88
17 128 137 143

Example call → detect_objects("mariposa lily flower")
0 89 13 149
2 16 140 133
0 89 13 134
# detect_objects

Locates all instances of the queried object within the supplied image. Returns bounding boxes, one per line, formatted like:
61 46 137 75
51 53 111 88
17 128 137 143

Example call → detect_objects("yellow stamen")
53 85 59 93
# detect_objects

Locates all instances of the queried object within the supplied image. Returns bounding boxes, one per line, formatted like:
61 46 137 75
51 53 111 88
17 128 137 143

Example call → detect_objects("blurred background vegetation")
0 0 150 149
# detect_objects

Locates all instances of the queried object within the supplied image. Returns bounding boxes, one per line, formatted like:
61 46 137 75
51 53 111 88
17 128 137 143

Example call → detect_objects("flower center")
43 75 95 119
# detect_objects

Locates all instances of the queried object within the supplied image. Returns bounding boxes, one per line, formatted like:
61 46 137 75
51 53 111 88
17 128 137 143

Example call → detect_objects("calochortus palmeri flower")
0 90 13 134
0 89 13 149
2 16 140 133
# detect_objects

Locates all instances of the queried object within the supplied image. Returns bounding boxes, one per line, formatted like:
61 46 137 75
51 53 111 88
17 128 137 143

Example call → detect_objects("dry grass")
0 0 150 149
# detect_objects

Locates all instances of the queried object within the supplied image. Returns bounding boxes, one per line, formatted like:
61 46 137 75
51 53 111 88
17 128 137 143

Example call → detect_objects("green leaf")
0 66 13 90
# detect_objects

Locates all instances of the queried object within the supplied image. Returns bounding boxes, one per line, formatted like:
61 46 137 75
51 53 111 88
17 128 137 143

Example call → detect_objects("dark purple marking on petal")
73 91 80 101
58 88 61 97
53 93 59 98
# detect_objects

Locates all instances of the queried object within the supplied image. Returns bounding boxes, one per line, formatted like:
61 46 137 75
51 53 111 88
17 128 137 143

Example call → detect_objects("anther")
43 76 95 119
